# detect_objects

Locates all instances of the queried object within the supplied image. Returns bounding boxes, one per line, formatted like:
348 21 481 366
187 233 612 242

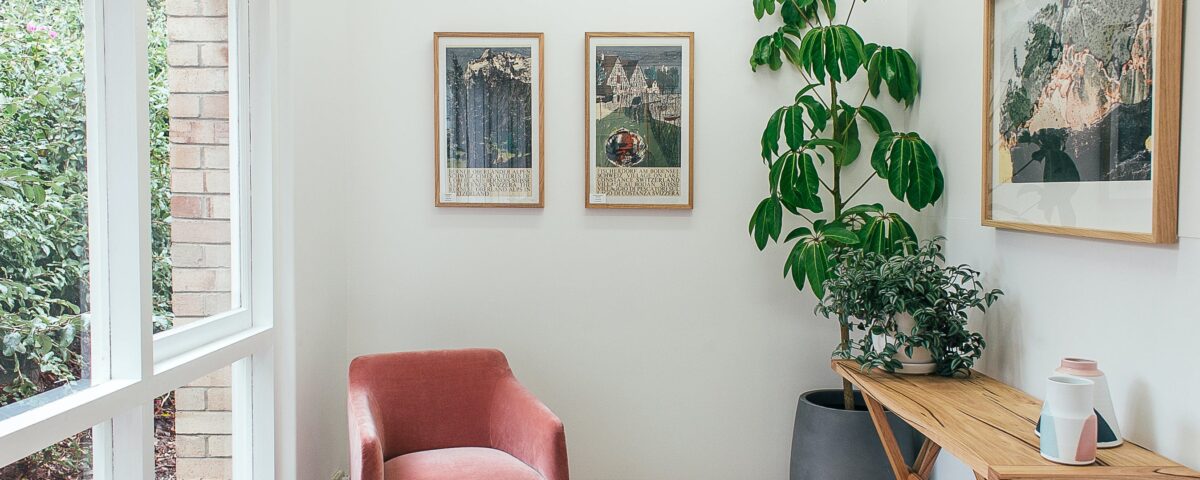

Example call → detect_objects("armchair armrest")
488 377 569 480
348 389 386 480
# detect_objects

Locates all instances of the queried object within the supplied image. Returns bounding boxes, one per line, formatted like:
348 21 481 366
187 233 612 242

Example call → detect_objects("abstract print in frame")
982 0 1181 243
435 33 544 207
586 33 693 209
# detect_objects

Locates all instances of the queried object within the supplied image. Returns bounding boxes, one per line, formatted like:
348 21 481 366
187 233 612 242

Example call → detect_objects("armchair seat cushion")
384 447 544 480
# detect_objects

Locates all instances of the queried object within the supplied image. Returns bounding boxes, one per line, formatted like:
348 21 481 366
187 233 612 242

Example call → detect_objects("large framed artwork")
982 0 1182 243
434 32 544 207
585 32 694 209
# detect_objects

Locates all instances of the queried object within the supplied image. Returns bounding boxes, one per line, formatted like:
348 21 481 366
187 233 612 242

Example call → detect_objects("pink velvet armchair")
347 349 569 480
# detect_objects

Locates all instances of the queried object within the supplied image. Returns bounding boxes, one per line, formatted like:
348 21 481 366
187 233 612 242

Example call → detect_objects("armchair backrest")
347 348 514 459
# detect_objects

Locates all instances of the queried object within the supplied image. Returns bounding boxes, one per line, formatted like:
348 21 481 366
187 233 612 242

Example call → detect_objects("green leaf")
796 95 828 131
822 226 860 245
799 27 825 83
750 35 774 71
761 107 786 161
777 152 824 213
818 0 836 21
22 183 45 204
781 0 818 26
769 32 785 70
785 226 813 243
906 139 936 209
887 139 909 200
835 26 866 79
749 197 783 250
835 106 862 166
871 133 895 178
802 240 832 297
859 211 917 255
867 46 920 107
784 105 807 150
785 240 808 290
874 133 943 210
794 83 821 103
857 105 892 134
779 34 803 69
798 26 865 85
753 0 776 20
840 203 883 219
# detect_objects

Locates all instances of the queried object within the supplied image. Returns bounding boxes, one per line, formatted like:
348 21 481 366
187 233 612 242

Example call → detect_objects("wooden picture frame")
434 32 545 208
585 32 694 209
981 0 1181 243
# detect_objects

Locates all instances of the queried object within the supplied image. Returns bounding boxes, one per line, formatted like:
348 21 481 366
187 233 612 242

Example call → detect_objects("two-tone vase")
1039 376 1097 465
1036 358 1124 448
1055 358 1123 448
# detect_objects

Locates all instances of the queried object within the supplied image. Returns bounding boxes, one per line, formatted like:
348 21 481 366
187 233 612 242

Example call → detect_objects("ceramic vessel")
872 313 935 375
1055 358 1123 448
1039 376 1097 465
790 390 924 479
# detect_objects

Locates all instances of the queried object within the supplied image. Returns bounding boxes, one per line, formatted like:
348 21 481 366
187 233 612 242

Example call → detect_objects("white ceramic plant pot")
1039 376 1097 465
872 313 935 375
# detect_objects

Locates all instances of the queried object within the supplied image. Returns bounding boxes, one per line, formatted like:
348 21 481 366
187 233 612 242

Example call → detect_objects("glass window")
0 426 93 479
0 0 92 409
159 363 236 480
150 0 237 335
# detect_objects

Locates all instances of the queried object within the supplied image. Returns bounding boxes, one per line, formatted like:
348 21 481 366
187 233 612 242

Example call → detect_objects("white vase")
1039 376 1097 465
1055 358 1123 448
871 313 935 375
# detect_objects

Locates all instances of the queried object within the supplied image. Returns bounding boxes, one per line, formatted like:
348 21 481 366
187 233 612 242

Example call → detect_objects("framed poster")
434 32 544 207
586 32 694 209
982 0 1181 243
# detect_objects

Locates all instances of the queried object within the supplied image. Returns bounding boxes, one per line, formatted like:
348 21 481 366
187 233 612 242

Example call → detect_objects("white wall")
906 1 1200 476
274 0 351 477
339 1 913 479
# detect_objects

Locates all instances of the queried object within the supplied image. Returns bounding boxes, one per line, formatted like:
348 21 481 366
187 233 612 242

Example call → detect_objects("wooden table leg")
864 391 936 480
914 438 942 478
974 473 985 480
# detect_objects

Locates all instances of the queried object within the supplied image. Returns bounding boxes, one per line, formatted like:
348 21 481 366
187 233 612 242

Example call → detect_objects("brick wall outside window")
166 0 233 478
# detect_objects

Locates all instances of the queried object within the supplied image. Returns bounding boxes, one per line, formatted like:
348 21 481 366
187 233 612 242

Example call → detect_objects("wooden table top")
832 360 1200 479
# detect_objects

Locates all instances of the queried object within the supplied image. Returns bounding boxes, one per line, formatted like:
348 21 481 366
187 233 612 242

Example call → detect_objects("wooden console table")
832 360 1200 480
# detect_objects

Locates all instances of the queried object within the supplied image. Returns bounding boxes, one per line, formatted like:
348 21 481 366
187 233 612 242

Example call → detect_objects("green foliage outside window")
1 0 174 474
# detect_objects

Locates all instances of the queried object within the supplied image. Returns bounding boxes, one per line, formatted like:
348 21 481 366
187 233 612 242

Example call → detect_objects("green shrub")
1 0 174 474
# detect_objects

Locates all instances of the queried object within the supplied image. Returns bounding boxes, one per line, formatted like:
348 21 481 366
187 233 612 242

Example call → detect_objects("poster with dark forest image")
435 34 542 207
984 0 1181 241
587 34 692 208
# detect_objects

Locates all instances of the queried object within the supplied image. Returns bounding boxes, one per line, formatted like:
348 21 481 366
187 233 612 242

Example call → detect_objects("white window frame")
0 0 280 477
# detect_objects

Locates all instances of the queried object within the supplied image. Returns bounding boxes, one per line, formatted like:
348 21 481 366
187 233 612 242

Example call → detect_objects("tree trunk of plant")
840 324 854 409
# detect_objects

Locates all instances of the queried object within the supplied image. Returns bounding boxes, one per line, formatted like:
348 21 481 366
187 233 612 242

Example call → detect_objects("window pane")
158 362 236 480
0 426 93 479
150 0 236 334
0 0 92 408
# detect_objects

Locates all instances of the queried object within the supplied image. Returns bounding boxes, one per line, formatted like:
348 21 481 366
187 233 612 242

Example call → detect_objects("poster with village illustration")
587 34 692 208
985 1 1178 237
436 34 542 207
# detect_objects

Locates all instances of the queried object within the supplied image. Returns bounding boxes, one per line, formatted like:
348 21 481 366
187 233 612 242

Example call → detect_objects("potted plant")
818 238 1004 377
745 0 946 477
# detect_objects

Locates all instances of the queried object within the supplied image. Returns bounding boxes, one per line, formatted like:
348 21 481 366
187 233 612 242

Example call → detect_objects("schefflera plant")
746 0 945 401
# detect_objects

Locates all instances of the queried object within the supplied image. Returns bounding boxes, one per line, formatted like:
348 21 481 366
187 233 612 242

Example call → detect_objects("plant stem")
830 82 843 220
843 172 878 206
829 63 854 412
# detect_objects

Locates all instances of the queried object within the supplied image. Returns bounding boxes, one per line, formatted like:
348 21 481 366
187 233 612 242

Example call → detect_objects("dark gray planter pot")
790 389 924 480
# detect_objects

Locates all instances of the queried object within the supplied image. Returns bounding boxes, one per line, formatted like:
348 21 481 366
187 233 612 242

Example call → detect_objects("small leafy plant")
816 238 1003 377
